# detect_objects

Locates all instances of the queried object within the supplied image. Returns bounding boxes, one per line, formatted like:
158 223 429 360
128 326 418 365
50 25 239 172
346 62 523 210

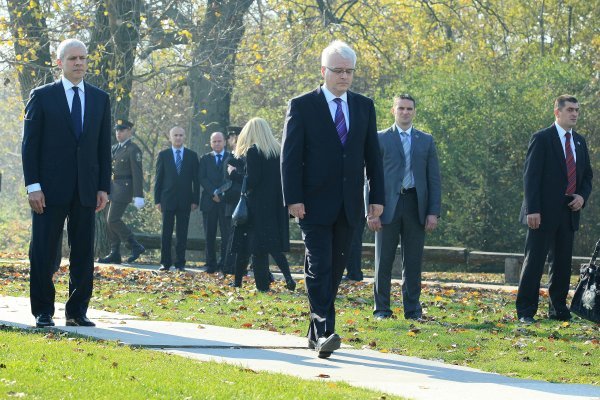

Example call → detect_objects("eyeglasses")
325 66 356 75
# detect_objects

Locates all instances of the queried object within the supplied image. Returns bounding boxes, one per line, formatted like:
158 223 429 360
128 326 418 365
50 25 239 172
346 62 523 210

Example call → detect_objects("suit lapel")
573 130 585 179
410 128 421 159
313 87 340 145
54 81 75 136
389 125 405 162
82 82 93 138
549 124 568 178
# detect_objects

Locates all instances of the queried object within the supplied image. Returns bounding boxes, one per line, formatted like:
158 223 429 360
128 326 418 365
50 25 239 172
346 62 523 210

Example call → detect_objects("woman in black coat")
227 118 293 291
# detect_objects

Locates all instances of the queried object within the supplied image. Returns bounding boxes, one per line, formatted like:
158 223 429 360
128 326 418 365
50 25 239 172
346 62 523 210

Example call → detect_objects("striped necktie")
333 98 348 145
175 149 182 174
565 132 576 194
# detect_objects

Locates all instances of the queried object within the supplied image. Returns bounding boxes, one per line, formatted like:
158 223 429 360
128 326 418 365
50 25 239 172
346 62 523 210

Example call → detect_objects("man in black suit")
155 126 200 272
199 131 230 273
22 38 111 328
516 95 593 324
281 40 385 358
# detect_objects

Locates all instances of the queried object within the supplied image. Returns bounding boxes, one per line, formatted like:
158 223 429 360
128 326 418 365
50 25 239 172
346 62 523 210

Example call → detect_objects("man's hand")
288 203 305 220
425 215 438 232
367 215 382 232
28 190 45 214
133 197 145 209
227 165 236 174
368 204 383 218
568 194 584 211
191 203 198 211
96 191 108 212
156 203 162 213
527 213 541 229
212 194 221 202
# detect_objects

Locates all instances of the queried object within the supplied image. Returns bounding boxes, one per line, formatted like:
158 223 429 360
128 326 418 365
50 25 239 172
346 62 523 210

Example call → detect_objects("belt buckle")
401 187 408 194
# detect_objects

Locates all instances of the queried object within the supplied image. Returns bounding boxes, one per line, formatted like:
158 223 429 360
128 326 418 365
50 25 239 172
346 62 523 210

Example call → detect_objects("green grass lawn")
0 325 402 400
1 260 598 386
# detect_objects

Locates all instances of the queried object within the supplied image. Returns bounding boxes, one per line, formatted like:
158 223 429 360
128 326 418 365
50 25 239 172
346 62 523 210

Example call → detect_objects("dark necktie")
71 86 82 139
176 149 182 175
333 98 348 145
216 153 222 167
565 132 576 195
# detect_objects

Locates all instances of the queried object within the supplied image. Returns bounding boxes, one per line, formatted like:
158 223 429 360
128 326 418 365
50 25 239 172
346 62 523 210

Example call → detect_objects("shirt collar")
555 122 572 138
172 146 184 153
61 76 85 93
321 85 348 104
395 124 413 135
118 138 131 146
213 150 225 157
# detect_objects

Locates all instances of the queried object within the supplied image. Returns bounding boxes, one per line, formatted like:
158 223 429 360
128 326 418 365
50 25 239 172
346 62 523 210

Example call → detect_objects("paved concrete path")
1 295 598 400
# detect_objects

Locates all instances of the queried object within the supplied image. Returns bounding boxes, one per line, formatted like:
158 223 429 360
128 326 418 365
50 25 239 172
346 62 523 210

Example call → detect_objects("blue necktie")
176 149 182 174
216 153 222 167
400 131 413 189
333 98 348 145
71 86 82 139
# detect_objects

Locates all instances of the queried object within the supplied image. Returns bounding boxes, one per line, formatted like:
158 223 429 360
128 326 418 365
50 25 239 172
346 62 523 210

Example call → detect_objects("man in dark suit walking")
98 119 145 264
516 95 593 324
22 38 111 328
281 40 385 358
368 94 441 321
155 126 200 272
199 131 230 273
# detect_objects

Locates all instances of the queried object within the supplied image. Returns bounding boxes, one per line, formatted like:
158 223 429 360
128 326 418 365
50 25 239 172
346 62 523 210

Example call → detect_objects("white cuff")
133 197 145 209
27 183 42 193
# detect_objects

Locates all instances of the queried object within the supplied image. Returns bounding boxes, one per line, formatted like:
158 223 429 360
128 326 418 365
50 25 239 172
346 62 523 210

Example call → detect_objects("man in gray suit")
368 94 441 320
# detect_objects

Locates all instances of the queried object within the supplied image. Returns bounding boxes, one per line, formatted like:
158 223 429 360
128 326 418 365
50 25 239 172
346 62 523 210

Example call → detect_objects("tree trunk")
7 0 54 104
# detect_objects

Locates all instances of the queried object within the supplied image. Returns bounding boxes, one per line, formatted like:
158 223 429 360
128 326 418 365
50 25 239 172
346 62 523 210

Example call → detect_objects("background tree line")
0 0 598 257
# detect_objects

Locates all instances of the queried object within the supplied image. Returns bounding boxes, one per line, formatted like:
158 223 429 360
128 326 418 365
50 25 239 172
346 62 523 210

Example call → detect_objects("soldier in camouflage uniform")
98 120 145 264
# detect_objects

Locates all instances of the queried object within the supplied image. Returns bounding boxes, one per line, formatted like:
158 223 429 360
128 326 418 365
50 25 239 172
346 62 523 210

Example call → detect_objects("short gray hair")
321 40 356 67
56 39 87 60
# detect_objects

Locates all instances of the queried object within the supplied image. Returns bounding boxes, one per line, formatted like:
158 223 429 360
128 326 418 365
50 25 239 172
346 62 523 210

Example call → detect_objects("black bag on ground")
231 175 248 226
570 239 600 323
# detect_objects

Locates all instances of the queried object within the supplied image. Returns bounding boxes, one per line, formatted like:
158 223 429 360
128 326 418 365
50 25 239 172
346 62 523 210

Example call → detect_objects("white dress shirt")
321 85 350 130
555 122 576 161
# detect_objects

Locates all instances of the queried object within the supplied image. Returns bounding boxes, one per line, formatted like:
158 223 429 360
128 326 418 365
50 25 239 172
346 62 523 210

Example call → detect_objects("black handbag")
570 239 600 323
231 175 248 226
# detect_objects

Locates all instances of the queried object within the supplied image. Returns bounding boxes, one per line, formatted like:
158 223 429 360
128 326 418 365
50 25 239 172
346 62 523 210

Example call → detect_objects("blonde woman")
227 118 293 291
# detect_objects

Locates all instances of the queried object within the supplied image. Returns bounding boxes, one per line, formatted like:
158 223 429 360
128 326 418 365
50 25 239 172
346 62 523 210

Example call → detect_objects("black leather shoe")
158 265 170 272
549 313 572 321
315 333 341 359
519 316 536 324
126 242 145 263
66 316 96 327
308 338 317 350
35 314 55 328
204 265 217 273
174 266 186 272
285 279 297 291
97 251 122 264
374 312 391 321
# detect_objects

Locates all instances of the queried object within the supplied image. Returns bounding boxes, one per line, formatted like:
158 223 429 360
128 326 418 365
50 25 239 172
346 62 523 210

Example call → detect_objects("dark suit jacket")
154 147 200 211
376 126 441 225
519 124 593 231
198 151 229 212
281 86 385 226
22 80 111 207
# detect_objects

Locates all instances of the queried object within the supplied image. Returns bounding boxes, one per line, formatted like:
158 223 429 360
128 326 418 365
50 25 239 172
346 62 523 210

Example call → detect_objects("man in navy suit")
199 131 230 273
516 95 593 324
369 94 441 321
281 40 385 358
155 126 200 272
22 38 111 328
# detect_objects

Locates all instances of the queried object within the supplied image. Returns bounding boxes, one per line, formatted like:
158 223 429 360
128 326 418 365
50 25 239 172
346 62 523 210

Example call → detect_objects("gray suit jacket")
376 125 441 225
